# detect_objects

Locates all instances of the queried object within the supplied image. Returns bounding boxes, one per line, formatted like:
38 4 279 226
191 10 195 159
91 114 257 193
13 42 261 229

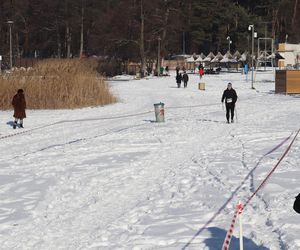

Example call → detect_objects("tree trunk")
79 1 84 57
66 23 71 58
56 20 61 58
161 7 170 60
292 0 298 26
65 0 71 58
140 0 146 76
24 30 29 57
15 32 20 58
272 8 279 40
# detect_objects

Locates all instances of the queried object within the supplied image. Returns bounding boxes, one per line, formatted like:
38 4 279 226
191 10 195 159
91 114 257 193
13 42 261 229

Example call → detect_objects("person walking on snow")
182 71 189 88
176 73 182 88
221 83 237 123
199 67 204 79
165 66 169 75
244 63 249 81
12 89 26 129
176 65 180 76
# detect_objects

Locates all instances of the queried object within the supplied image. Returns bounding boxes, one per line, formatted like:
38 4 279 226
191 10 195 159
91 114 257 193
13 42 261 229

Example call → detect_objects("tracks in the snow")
4 122 150 161
182 128 293 249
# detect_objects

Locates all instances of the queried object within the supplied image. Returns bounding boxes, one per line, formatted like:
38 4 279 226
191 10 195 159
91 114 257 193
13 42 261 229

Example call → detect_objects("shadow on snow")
203 227 269 250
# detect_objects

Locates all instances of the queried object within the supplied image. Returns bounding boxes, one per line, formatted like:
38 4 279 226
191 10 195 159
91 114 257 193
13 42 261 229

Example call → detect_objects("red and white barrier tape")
0 111 153 141
182 132 295 250
244 128 299 208
0 122 59 140
222 203 244 250
0 102 220 141
222 128 299 249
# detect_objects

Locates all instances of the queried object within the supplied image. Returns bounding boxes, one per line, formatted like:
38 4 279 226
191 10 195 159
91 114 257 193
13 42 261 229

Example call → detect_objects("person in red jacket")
199 67 204 79
12 89 26 129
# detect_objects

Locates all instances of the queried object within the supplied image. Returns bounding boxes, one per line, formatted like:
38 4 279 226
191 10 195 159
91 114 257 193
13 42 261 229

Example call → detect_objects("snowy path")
0 71 299 249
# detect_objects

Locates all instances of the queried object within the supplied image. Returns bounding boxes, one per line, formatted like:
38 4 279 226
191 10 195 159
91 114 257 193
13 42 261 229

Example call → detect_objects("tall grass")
0 59 117 110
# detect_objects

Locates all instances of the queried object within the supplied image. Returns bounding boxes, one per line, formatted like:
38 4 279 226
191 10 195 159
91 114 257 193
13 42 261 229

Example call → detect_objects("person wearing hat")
221 83 238 123
12 89 27 129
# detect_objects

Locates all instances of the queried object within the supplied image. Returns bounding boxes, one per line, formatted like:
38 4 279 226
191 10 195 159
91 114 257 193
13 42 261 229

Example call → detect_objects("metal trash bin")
154 102 165 122
198 82 205 90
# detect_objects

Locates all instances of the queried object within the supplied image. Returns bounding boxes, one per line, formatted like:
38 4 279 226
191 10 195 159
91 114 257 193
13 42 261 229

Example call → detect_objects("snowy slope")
0 70 299 250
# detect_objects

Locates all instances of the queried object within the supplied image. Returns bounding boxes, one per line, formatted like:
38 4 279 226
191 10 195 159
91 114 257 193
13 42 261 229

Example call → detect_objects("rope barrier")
243 128 299 208
0 111 153 141
0 94 260 141
167 102 220 110
1 94 297 249
0 81 267 142
222 203 244 250
181 132 294 249
0 100 225 141
221 128 299 250
0 121 60 140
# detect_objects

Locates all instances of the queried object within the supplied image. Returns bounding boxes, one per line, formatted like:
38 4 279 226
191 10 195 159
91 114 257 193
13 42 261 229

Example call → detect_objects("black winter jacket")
221 88 237 104
182 73 189 82
176 74 182 83
294 193 300 214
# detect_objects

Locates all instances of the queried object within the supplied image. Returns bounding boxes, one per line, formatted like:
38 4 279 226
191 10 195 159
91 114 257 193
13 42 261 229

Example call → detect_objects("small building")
278 43 300 69
275 70 300 94
127 62 140 75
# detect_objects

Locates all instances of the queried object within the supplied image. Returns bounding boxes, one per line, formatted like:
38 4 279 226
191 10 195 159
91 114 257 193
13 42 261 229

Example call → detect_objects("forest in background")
0 0 299 67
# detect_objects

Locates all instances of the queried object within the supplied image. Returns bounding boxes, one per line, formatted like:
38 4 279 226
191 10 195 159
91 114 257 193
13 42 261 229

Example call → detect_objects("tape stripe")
222 129 299 250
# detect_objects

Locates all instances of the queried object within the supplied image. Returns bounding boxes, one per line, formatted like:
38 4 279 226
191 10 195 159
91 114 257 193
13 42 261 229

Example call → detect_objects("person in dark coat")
12 89 26 129
221 83 237 123
176 73 182 88
176 65 180 76
293 193 300 214
165 66 169 75
182 71 189 88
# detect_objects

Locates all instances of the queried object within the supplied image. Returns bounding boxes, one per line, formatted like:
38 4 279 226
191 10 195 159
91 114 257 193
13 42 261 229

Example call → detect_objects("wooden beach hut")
275 70 300 94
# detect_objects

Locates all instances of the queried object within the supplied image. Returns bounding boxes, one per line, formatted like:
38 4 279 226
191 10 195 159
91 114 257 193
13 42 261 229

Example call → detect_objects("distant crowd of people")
175 64 205 89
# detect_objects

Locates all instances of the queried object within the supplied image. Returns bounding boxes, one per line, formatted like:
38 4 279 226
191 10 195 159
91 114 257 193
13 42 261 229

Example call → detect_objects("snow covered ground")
0 70 299 250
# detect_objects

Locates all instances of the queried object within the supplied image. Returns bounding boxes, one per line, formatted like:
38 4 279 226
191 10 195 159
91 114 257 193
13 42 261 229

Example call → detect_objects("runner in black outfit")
221 83 238 123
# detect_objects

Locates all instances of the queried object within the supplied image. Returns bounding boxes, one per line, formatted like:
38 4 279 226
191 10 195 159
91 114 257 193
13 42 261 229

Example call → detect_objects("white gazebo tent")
233 50 241 61
203 52 215 62
195 55 203 62
199 53 206 60
233 50 243 70
220 51 238 71
186 56 195 62
220 51 236 63
194 55 204 71
203 52 215 68
239 51 248 62
211 52 223 63
186 56 196 72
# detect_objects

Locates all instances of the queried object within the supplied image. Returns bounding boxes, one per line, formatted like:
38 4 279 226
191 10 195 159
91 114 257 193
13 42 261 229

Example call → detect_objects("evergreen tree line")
0 0 299 66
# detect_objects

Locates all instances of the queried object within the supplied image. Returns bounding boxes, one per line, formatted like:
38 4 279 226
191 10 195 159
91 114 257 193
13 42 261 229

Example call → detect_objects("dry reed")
0 59 117 110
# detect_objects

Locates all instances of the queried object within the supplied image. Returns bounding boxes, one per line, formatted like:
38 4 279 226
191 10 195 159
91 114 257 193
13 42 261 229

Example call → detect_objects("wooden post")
238 201 244 250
